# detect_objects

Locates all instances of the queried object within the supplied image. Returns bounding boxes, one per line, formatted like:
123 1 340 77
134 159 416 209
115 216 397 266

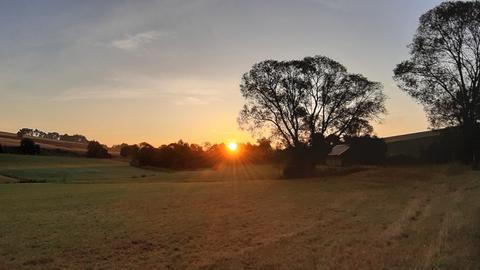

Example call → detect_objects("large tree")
393 1 480 165
239 55 385 148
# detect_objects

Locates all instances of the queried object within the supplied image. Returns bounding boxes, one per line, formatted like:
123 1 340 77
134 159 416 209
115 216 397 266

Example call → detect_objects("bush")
282 146 316 178
343 136 387 165
20 138 40 155
86 141 110 158
120 144 139 158
421 128 463 164
135 145 156 166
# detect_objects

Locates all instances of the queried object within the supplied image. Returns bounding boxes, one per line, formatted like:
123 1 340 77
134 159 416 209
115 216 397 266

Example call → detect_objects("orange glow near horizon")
227 142 238 152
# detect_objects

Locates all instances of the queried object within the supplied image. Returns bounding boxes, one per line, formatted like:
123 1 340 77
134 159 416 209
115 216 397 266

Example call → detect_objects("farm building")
326 144 350 166
384 130 441 158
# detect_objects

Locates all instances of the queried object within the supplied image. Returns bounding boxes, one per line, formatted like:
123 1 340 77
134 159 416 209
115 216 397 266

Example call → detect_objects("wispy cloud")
174 96 221 106
53 88 159 101
53 74 225 106
111 30 168 50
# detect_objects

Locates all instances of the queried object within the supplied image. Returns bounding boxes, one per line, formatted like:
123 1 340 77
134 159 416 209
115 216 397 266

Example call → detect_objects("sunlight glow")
227 142 238 152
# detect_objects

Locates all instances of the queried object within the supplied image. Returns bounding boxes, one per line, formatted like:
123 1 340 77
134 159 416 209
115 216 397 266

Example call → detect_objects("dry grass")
0 158 479 269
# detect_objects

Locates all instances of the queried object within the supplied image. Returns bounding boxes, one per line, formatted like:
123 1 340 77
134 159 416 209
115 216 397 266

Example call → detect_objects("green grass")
0 154 158 183
1 154 480 269
0 154 280 183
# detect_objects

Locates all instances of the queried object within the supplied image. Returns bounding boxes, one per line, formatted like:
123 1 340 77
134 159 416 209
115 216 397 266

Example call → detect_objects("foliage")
421 128 464 164
393 1 480 165
86 141 111 159
20 138 40 155
60 134 88 143
310 133 338 163
17 128 88 143
239 55 386 149
133 141 214 170
131 139 274 171
120 144 140 158
282 146 316 178
238 138 274 163
343 135 387 165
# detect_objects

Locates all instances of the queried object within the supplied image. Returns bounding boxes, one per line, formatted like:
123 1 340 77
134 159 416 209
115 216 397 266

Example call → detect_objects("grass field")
0 131 89 154
1 154 480 269
0 131 120 155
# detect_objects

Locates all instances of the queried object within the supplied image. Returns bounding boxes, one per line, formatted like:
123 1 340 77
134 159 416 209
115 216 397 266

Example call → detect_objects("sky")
0 0 445 146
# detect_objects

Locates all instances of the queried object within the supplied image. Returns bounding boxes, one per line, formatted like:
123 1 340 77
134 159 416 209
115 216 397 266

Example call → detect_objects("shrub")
421 128 463 164
120 144 139 158
20 138 40 155
343 136 387 165
282 146 316 178
86 141 110 158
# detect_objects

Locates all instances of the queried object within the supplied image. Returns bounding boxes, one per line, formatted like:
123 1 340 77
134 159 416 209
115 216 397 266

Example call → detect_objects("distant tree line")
17 128 88 143
116 136 389 173
118 139 274 170
0 136 108 158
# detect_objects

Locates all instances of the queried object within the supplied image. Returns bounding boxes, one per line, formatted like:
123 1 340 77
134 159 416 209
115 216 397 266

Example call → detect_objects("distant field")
1 154 480 269
0 131 120 155
0 154 158 183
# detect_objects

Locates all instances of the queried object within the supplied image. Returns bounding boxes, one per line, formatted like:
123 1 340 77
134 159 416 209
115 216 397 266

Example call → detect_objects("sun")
227 142 238 152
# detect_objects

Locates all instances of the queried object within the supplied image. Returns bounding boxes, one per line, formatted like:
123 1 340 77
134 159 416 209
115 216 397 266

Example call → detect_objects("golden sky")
0 0 442 146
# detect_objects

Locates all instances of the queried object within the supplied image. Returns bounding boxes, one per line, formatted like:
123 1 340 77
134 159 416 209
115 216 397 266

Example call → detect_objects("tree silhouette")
120 144 139 158
20 138 40 155
394 1 480 166
16 128 88 143
239 60 307 148
239 55 386 149
86 141 110 158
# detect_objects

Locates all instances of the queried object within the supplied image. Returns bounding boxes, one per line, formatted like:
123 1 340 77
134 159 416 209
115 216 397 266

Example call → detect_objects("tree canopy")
86 141 111 159
17 128 88 143
393 1 480 165
239 55 386 148
394 1 480 128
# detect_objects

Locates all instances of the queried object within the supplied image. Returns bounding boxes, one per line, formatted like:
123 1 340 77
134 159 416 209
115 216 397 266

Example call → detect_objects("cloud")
111 30 168 50
174 96 221 106
53 88 158 101
53 73 225 106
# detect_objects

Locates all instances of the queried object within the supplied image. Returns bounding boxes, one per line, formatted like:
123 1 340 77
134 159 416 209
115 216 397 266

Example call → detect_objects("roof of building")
328 144 350 156
383 130 440 143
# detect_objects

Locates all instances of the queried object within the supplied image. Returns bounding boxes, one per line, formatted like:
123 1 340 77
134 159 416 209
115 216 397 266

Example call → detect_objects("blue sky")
0 0 443 145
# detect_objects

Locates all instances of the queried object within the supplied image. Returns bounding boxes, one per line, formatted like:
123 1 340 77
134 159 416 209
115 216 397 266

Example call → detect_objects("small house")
326 144 350 166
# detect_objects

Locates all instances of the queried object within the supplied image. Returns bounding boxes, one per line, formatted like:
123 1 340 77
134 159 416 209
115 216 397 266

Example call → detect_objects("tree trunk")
461 118 476 166
473 125 480 170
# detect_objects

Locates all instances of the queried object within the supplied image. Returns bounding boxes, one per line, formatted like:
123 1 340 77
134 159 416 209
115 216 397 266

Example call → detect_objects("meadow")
1 154 480 269
0 132 89 155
